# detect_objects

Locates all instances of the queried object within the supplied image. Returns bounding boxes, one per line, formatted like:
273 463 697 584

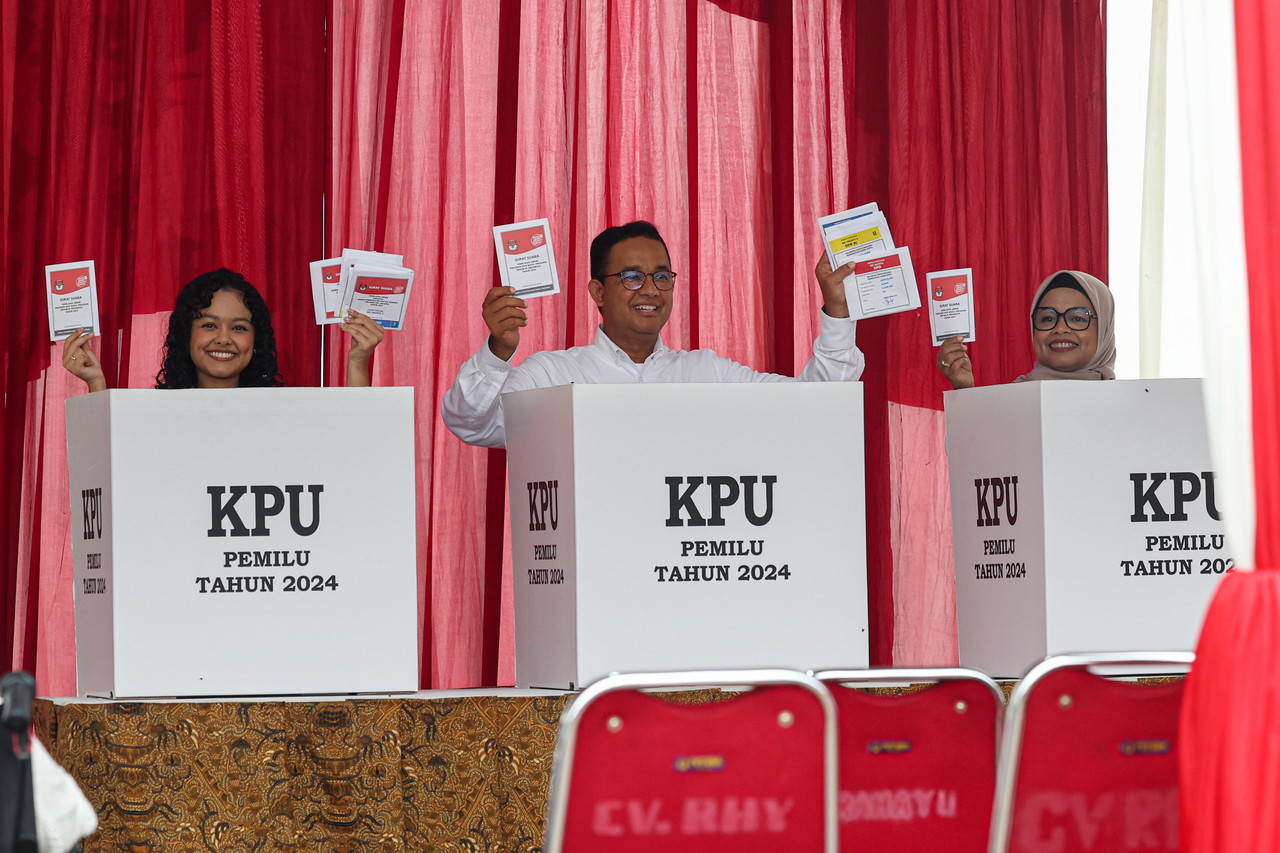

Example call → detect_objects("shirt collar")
592 325 671 364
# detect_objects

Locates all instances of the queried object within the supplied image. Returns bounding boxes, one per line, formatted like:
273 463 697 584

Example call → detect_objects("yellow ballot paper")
818 203 896 272
493 218 561 299
46 260 101 341
847 248 922 320
926 268 975 343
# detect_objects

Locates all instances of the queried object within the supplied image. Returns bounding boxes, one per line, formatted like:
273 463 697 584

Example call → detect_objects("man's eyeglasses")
1033 306 1095 331
601 269 678 291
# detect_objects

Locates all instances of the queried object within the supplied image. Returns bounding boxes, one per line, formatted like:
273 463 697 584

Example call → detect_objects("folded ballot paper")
926 268 976 343
818 203 921 320
310 249 415 330
492 218 561 299
45 260 101 341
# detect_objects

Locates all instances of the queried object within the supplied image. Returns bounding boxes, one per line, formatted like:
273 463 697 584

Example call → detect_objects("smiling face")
189 289 255 388
587 236 674 362
1032 287 1098 373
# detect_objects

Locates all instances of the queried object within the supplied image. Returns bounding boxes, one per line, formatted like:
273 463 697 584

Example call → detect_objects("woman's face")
189 289 255 388
1032 287 1098 373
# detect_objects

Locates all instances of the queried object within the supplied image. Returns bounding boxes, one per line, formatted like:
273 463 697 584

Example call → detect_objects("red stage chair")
541 669 838 853
814 667 1004 853
989 652 1194 853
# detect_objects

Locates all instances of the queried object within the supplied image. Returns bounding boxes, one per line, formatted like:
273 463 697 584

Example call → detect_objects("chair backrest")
815 667 1004 853
541 668 838 853
989 652 1194 853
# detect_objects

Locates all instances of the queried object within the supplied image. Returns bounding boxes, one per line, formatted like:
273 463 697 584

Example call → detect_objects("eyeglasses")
1033 306 1095 331
601 269 678 291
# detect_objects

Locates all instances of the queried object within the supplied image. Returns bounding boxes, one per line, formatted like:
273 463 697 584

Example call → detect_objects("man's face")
587 236 674 350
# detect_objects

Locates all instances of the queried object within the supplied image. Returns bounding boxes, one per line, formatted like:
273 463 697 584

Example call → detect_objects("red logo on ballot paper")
501 225 547 254
322 264 341 283
354 276 407 295
932 274 968 301
854 254 900 275
51 267 90 294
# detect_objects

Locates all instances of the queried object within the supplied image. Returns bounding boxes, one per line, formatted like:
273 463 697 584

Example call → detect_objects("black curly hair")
154 268 283 389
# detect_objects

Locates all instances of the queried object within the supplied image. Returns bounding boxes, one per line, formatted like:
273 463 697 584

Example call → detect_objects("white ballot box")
945 379 1227 678
503 383 868 689
67 388 419 698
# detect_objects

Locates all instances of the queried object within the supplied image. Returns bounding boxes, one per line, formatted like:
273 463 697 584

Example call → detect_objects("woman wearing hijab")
936 270 1116 388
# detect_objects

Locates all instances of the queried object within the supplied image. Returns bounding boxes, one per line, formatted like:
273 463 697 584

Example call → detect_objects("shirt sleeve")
707 310 865 383
440 342 519 448
798 309 865 381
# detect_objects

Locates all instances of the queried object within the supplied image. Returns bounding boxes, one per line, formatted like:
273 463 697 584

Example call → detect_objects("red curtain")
1235 0 1280 571
1177 0 1280 848
0 0 325 693
3 0 1106 692
844 1 1108 662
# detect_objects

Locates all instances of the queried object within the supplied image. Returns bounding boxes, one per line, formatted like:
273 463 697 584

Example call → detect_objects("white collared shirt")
441 311 864 447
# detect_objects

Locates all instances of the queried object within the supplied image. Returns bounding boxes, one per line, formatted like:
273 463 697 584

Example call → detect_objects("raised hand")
482 285 528 361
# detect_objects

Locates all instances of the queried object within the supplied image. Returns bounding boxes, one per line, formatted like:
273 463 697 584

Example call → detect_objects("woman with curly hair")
62 268 383 390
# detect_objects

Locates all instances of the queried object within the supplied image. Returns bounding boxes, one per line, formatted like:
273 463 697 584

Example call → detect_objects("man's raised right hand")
483 285 528 362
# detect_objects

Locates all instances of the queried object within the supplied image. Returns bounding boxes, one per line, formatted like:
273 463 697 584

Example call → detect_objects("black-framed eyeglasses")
601 269 678 291
1033 306 1095 331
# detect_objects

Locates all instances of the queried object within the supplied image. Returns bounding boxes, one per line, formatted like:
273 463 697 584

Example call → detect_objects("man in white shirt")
442 221 865 447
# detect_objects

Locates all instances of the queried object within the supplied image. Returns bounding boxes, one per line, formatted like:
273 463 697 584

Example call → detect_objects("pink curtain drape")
4 0 1107 692
327 0 1107 687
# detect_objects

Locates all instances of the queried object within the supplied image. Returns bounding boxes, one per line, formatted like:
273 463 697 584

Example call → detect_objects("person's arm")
440 342 520 447
798 253 863 380
937 335 974 389
339 309 385 387
698 255 864 383
61 328 107 392
440 285 531 447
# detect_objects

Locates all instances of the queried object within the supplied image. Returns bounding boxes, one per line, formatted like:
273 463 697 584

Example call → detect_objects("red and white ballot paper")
818 204 921 320
926 268 976 343
45 260 101 341
492 218 561 299
310 249 415 330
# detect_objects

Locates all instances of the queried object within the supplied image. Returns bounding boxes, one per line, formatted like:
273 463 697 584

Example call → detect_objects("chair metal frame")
542 668 840 853
987 651 1195 853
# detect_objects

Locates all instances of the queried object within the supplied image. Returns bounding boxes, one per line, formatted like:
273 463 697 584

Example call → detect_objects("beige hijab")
1015 270 1116 382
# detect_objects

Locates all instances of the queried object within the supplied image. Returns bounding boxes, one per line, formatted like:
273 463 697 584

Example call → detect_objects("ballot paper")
846 248 922 320
493 218 561 298
45 261 101 341
309 257 345 324
335 249 406 320
926 268 976 343
818 203 896 273
342 264 415 330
